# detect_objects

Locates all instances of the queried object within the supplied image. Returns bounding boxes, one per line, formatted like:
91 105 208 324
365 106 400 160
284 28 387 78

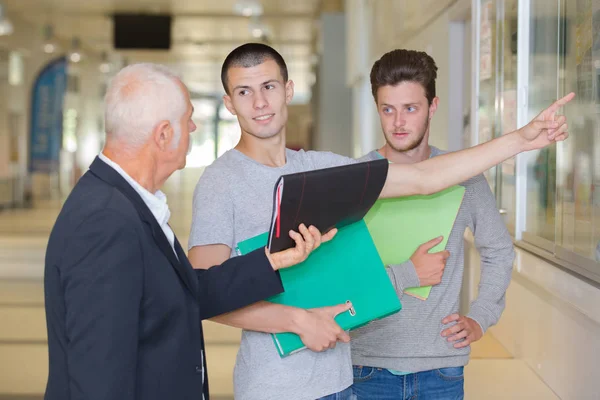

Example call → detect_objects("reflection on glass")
524 0 561 243
477 0 518 235
527 147 556 242
558 0 600 261
478 0 498 193
498 0 518 235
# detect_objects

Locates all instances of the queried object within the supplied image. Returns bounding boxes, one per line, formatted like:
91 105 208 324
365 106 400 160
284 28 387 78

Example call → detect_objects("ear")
285 80 295 105
429 97 439 119
153 120 174 151
223 94 236 116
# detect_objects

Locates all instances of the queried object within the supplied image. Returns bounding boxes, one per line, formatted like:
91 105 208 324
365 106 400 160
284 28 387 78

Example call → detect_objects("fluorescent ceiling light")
233 1 263 17
0 4 13 36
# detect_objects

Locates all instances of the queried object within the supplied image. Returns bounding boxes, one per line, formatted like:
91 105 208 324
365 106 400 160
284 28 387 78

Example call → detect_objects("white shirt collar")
98 153 171 227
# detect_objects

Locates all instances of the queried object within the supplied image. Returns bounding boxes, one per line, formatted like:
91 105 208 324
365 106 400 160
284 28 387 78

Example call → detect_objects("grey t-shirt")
189 148 356 400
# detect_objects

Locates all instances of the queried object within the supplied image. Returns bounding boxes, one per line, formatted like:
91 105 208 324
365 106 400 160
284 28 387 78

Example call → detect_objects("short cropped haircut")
221 43 288 94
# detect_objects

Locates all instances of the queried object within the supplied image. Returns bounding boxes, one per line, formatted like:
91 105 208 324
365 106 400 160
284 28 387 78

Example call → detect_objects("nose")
394 114 406 129
190 120 197 133
253 91 268 110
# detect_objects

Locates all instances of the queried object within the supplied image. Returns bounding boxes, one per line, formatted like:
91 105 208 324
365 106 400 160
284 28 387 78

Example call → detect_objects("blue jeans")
351 366 464 400
317 386 355 400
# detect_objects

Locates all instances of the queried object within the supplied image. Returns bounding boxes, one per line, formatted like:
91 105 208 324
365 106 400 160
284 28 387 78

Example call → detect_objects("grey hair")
104 63 187 150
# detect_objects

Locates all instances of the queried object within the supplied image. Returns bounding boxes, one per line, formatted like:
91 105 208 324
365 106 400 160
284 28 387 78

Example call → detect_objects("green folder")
236 220 402 357
364 185 466 300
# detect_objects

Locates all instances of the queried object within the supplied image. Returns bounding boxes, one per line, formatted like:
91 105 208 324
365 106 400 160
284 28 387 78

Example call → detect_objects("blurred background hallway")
0 0 599 399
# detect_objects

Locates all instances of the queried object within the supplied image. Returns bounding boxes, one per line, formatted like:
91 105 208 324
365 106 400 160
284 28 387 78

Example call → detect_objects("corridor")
0 167 560 399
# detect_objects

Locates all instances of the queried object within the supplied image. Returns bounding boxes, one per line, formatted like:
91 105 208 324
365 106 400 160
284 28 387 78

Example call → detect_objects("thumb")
321 227 338 243
326 302 353 317
418 236 444 252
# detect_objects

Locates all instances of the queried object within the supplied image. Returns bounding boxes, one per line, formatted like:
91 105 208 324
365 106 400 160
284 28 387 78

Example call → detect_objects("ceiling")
3 0 328 99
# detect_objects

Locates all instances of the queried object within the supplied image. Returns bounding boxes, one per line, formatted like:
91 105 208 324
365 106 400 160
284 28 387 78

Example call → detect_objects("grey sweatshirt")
350 147 515 372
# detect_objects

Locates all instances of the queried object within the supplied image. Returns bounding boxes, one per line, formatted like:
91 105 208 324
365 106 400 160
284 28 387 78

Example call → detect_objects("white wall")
314 12 353 156
345 0 381 158
401 14 451 151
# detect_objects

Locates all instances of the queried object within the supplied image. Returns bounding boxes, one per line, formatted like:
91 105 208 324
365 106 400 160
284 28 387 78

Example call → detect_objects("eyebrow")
232 79 280 92
381 102 419 108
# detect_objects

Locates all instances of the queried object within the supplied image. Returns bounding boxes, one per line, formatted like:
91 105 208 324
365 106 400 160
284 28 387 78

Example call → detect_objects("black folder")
267 159 389 252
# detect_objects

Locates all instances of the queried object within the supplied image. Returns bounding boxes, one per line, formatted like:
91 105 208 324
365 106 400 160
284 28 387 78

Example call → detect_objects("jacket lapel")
89 157 197 295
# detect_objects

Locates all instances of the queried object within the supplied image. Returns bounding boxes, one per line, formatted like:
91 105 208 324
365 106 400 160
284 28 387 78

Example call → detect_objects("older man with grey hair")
43 63 340 400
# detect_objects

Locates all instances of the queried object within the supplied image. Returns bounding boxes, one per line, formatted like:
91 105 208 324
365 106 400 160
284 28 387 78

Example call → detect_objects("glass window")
474 0 600 280
478 0 499 192
523 0 561 246
477 0 518 235
498 0 519 235
557 0 600 263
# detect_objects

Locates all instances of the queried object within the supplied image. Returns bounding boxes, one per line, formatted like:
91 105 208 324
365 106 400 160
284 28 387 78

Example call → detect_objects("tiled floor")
467 337 559 399
0 191 561 399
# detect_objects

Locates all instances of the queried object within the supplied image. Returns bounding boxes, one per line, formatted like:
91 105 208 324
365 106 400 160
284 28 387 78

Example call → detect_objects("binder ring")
346 300 356 316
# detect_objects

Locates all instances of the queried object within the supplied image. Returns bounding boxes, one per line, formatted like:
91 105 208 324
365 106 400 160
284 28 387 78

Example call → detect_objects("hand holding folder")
408 236 450 288
266 223 339 271
267 159 389 252
236 159 400 358
237 220 402 357
364 185 465 300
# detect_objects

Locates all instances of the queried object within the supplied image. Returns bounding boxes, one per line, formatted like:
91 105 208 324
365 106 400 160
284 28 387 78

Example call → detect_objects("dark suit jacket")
44 157 284 400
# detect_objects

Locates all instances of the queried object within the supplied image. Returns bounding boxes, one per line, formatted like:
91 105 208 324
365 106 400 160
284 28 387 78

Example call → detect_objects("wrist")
466 316 485 336
265 247 280 271
390 259 421 289
409 258 422 285
507 129 529 153
287 308 309 335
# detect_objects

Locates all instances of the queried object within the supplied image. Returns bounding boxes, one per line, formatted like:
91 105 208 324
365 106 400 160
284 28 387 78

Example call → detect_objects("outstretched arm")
380 93 574 198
